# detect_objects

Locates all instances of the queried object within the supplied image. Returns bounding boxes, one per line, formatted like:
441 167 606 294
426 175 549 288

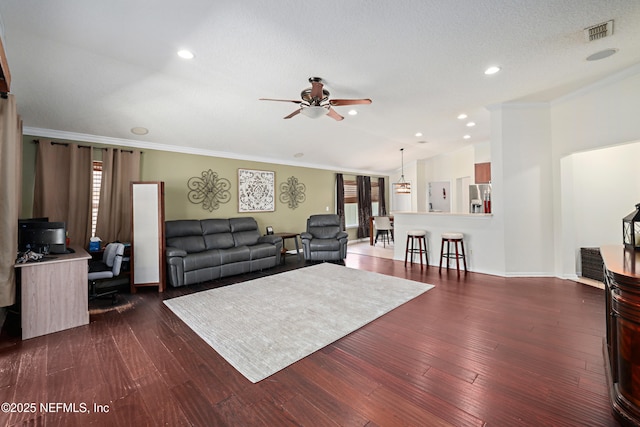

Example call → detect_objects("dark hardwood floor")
0 252 620 426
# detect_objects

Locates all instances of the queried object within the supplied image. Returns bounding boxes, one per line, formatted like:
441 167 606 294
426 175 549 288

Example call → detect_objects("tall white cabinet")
130 181 165 293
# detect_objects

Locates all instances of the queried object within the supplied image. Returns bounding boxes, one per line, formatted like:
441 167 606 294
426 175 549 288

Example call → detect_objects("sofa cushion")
229 217 258 232
220 246 250 264
230 217 260 246
164 219 205 253
203 233 234 249
167 235 206 253
248 243 277 260
200 219 235 250
183 250 221 272
307 214 341 239
166 220 203 238
233 230 260 247
308 238 341 251
201 219 230 234
308 226 340 239
166 220 206 253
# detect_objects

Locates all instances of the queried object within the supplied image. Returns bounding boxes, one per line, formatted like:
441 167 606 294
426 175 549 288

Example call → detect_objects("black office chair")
88 242 125 303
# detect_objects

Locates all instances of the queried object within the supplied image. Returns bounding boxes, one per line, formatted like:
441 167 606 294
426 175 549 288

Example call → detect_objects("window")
91 161 102 237
343 179 379 228
344 180 358 227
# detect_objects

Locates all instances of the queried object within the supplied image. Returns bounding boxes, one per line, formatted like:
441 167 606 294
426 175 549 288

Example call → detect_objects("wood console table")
602 245 640 426
15 246 90 340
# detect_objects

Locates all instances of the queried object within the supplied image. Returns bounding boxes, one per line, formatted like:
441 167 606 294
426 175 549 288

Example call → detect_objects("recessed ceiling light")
466 122 476 127
586 48 618 61
457 114 467 120
348 110 358 116
415 132 423 137
484 66 501 75
177 49 195 59
463 135 471 140
131 127 149 135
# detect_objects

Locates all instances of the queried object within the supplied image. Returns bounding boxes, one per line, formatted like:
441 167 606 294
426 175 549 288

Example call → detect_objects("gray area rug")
163 263 434 383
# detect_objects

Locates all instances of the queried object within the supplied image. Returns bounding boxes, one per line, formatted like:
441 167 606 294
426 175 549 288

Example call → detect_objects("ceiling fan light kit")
260 77 371 121
300 105 329 119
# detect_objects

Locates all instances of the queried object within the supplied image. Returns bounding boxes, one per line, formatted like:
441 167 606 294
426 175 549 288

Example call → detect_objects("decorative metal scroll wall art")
238 169 275 212
279 176 306 209
187 169 231 211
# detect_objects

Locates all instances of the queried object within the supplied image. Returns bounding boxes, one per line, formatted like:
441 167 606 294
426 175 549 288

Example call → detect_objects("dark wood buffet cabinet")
602 245 640 426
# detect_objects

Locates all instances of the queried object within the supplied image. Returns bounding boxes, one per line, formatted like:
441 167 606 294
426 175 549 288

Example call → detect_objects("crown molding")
486 101 549 112
551 62 640 106
23 127 387 176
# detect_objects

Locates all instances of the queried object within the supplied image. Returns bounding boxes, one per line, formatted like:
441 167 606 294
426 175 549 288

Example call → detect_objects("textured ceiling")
1 1 640 174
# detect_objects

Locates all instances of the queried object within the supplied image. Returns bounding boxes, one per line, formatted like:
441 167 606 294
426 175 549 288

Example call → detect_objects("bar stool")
439 232 467 274
404 230 428 269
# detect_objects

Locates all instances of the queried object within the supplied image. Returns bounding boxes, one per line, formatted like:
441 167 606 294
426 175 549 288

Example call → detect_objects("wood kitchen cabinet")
474 162 491 184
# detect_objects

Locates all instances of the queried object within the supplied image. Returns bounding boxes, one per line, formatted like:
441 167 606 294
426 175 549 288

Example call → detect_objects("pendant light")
394 148 411 194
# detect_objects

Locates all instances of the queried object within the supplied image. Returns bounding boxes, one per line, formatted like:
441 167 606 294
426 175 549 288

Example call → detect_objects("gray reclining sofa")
165 217 283 287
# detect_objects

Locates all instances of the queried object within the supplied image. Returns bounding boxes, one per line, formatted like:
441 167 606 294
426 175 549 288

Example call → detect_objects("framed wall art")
187 169 231 212
279 175 306 209
238 169 275 212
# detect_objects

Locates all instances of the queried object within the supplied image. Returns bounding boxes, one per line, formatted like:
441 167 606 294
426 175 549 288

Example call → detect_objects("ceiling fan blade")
329 98 372 106
284 109 302 119
326 108 344 121
310 80 324 100
259 98 303 104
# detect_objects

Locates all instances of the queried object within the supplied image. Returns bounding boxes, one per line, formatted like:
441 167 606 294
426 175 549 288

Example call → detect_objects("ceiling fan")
259 77 372 121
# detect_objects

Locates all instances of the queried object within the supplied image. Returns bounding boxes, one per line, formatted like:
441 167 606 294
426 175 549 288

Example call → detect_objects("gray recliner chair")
300 214 348 261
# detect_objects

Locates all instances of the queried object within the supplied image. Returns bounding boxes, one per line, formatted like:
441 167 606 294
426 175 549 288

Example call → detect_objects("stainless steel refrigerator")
469 184 491 213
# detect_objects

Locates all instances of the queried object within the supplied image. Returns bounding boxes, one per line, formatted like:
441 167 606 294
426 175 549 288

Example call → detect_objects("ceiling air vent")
584 20 613 42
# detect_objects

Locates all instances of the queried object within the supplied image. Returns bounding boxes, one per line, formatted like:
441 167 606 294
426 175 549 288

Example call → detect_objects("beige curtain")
33 140 93 247
95 148 140 243
0 95 22 307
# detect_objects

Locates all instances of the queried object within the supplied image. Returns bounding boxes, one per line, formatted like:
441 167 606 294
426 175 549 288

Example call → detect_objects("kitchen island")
392 211 502 275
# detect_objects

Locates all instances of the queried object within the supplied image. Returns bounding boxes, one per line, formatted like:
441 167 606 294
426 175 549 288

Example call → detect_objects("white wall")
479 63 640 277
420 145 475 213
494 103 555 275
390 159 418 212
391 190 412 212
552 63 640 278
551 64 640 157
393 212 504 275
560 141 640 278
390 63 640 277
394 143 488 214
474 141 491 164
428 181 450 212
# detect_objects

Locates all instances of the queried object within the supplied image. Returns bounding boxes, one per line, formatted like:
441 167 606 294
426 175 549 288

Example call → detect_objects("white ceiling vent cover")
584 20 613 42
